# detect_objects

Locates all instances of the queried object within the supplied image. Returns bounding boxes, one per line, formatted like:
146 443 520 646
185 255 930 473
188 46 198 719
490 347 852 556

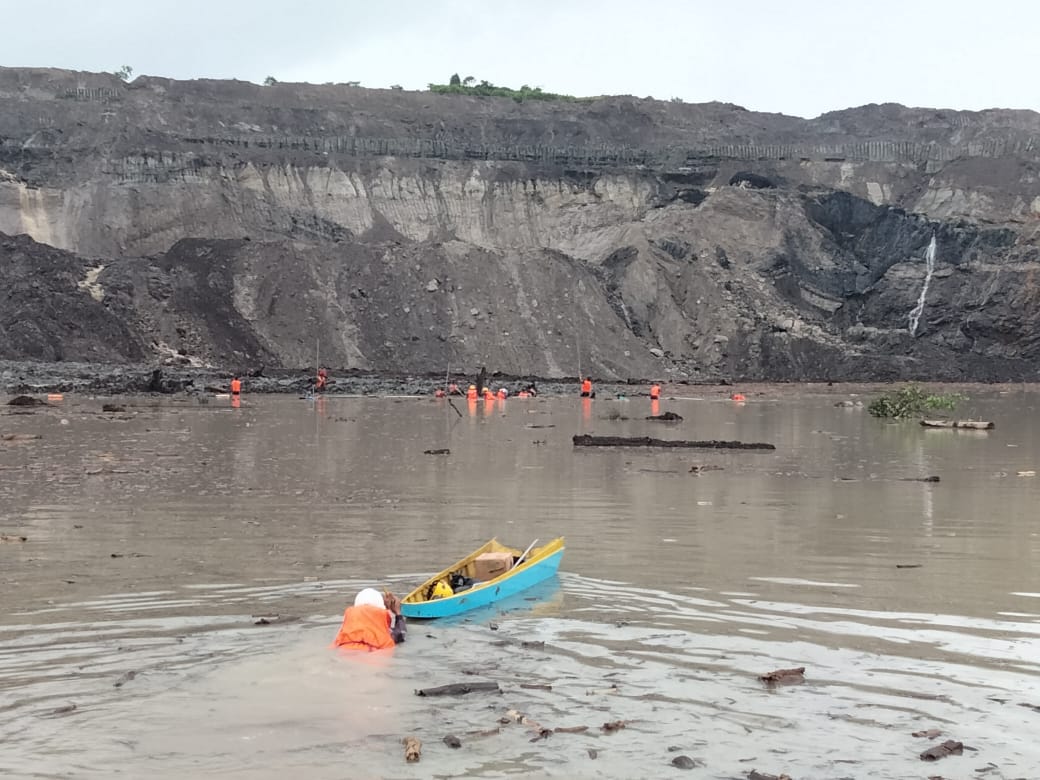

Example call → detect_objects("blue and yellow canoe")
401 537 565 619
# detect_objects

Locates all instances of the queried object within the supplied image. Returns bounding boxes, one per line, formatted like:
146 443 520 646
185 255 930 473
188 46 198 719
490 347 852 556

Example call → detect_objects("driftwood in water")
573 434 775 451
415 681 501 697
920 739 964 761
748 772 792 780
921 419 994 430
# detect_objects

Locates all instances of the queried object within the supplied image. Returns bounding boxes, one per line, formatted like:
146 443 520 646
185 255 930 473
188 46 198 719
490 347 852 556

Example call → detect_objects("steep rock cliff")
0 67 1038 380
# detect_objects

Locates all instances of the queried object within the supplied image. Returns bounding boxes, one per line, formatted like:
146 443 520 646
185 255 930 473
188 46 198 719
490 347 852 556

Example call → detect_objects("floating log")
921 419 994 430
415 681 501 697
573 434 774 450
920 739 964 761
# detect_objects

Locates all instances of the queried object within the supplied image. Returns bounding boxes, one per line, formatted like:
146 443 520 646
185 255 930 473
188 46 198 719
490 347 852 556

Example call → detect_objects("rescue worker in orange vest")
434 388 446 398
466 384 478 400
230 377 242 395
580 377 594 398
448 382 460 395
497 388 507 400
483 386 495 400
315 368 328 393
331 588 406 651
650 383 661 400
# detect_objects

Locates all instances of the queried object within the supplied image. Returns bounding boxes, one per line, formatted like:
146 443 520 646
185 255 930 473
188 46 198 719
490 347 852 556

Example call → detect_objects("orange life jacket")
497 389 507 399
466 387 477 400
434 389 446 398
518 391 530 398
650 384 661 399
581 379 592 394
331 604 395 652
230 378 241 394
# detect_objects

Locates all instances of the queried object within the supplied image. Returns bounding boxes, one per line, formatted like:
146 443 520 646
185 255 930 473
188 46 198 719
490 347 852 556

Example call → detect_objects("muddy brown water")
2 388 1039 779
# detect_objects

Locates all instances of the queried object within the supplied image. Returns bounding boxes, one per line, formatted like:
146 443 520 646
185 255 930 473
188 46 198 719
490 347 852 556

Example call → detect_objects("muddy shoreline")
1 359 1027 400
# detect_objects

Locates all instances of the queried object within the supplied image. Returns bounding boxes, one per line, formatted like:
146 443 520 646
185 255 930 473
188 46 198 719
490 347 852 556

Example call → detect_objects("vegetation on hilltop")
428 73 584 103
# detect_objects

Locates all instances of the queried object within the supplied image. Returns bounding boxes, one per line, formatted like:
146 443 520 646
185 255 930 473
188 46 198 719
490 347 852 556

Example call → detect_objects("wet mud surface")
2 387 1040 778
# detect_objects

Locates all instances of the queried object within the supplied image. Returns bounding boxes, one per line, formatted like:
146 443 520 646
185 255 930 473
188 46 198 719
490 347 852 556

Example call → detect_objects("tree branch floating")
573 434 775 450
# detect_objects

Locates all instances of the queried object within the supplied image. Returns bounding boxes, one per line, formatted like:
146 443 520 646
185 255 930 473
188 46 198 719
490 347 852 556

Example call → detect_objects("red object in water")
434 389 446 398
731 393 746 402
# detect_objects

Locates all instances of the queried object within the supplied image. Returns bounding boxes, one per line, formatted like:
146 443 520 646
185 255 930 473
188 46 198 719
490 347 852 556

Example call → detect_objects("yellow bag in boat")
431 580 454 599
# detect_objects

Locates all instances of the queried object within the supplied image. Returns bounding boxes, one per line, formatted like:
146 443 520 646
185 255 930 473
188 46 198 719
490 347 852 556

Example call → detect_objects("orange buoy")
731 393 746 402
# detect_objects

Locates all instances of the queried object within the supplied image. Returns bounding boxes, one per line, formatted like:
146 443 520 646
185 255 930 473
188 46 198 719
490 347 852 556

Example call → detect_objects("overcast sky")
4 0 1038 118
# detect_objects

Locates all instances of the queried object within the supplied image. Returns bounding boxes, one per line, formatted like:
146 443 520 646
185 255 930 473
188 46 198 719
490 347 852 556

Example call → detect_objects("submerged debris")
415 682 501 697
423 448 450 455
671 755 700 769
747 772 792 780
113 671 137 688
647 411 683 421
601 720 627 732
759 667 805 685
101 403 127 413
442 734 462 749
7 395 48 407
573 434 775 450
689 464 724 475
1 534 28 543
912 729 943 739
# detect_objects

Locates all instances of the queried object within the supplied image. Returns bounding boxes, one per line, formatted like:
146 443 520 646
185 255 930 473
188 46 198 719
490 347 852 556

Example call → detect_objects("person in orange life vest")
497 388 507 400
315 368 328 393
466 384 478 400
230 377 242 395
517 390 530 398
580 377 594 398
483 386 494 400
331 588 406 651
650 383 661 400
448 382 460 395
434 388 446 398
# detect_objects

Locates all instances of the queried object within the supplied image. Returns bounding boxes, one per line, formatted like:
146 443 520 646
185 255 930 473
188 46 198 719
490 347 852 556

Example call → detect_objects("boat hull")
401 545 564 619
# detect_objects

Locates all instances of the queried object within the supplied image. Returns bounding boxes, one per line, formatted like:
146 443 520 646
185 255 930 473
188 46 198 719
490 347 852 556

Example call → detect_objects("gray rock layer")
1 67 1038 381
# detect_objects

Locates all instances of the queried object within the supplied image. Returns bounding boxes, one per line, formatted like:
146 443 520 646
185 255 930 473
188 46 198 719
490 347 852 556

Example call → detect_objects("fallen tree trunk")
573 434 775 451
921 419 994 430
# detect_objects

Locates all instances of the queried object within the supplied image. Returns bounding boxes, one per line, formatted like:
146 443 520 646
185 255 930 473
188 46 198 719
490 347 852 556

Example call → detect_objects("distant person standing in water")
331 588 406 651
580 377 594 398
315 368 328 393
230 376 242 395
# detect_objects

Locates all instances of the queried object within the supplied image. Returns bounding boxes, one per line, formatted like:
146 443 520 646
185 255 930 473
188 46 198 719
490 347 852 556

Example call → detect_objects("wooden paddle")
514 539 539 567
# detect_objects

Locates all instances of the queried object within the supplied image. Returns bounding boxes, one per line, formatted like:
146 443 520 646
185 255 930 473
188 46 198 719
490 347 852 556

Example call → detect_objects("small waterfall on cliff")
908 235 937 337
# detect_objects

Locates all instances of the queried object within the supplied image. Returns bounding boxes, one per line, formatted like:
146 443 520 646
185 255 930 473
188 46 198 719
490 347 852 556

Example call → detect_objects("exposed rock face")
0 67 1038 380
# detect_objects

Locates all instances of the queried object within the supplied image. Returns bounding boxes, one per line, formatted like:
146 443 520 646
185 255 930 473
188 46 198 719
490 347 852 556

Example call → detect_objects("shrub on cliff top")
428 79 583 103
867 385 964 419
